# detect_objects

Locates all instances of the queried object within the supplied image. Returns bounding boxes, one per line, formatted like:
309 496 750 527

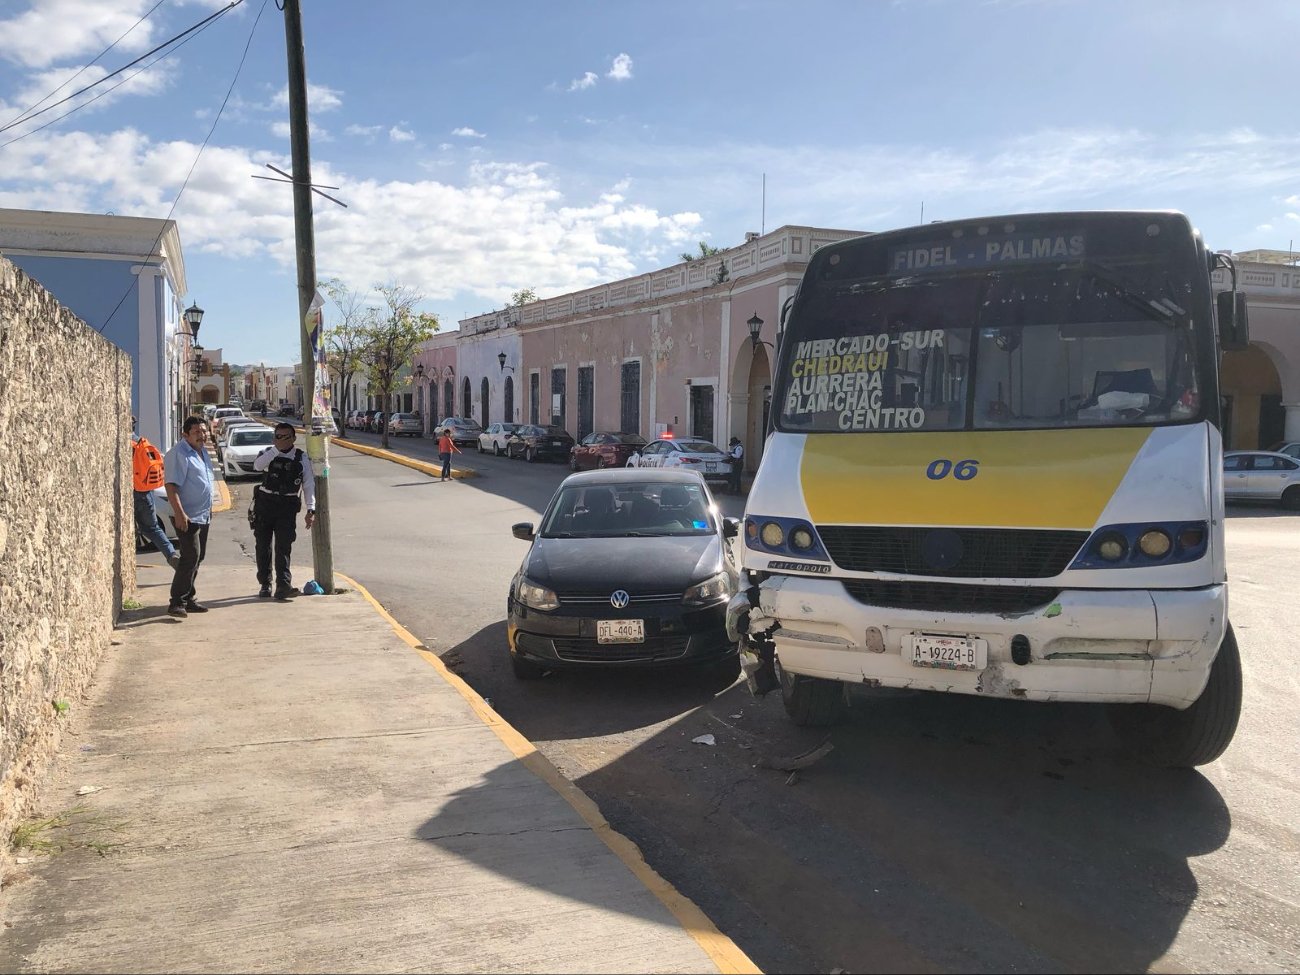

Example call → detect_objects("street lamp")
747 312 773 351
497 351 516 373
183 302 204 343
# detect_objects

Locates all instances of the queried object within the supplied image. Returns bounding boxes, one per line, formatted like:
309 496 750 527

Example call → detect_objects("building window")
504 376 514 422
480 377 490 428
620 361 641 434
577 366 594 440
530 373 540 425
690 384 714 441
443 379 454 421
462 377 472 417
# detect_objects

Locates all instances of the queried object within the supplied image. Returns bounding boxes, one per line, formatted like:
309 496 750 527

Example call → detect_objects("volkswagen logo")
610 590 630 609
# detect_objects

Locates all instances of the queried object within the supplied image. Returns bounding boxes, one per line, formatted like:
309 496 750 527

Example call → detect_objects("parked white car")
1223 450 1300 509
478 422 521 454
216 416 262 459
625 437 731 484
210 407 245 438
222 425 277 479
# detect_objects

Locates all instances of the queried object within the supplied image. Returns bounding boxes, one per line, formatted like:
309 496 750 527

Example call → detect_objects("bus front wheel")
779 660 846 727
1108 623 1242 768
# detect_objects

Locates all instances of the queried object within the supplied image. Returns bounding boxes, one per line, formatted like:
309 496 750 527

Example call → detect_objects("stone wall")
0 256 135 869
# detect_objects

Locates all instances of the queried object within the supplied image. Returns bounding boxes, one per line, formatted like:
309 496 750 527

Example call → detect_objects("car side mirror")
1217 290 1250 351
722 517 741 539
511 522 535 542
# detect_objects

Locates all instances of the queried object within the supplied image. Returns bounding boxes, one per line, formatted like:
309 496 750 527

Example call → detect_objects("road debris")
74 785 103 796
755 737 833 772
691 734 716 746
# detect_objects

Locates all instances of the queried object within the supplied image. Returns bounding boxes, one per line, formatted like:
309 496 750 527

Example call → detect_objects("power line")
2 0 170 131
96 0 271 336
0 11 229 154
0 0 244 137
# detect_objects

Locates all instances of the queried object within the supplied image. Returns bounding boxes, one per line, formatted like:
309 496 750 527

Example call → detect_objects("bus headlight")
760 522 785 548
1096 534 1127 562
1138 529 1172 558
790 526 815 550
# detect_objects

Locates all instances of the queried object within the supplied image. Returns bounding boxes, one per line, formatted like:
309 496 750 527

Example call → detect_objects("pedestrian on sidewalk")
437 427 460 481
252 422 316 600
726 437 745 495
163 417 214 619
131 417 179 568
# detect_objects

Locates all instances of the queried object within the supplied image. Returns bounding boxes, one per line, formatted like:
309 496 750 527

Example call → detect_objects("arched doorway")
1221 343 1284 449
443 379 453 421
480 377 490 428
462 377 471 418
504 376 514 423
729 339 772 474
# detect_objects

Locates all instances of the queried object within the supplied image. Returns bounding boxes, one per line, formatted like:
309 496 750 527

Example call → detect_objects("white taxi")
626 437 731 484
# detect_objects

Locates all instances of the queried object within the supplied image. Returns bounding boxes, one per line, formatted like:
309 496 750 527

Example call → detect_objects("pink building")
413 331 459 435
459 226 861 472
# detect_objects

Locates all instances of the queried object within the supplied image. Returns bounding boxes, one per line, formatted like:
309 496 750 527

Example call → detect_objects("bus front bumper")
733 576 1226 709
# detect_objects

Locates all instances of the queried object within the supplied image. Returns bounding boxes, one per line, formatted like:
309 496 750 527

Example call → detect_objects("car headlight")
517 576 559 612
683 571 732 606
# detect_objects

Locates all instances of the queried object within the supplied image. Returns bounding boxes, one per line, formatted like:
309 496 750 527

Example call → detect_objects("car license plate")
705 463 716 471
598 620 644 643
551 439 562 446
907 632 986 671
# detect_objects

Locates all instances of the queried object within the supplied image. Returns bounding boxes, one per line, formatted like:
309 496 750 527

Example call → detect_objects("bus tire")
1283 486 1300 510
780 662 845 727
1108 623 1242 768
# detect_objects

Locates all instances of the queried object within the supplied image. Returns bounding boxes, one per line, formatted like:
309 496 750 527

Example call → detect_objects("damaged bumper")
732 575 1226 709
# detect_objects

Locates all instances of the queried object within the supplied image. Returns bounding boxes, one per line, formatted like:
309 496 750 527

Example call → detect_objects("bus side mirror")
1217 291 1250 352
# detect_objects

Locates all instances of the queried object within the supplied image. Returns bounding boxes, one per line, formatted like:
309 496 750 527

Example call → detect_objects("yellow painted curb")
335 571 761 975
212 479 232 513
330 436 477 480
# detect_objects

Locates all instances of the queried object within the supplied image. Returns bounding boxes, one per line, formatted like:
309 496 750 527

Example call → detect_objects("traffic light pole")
282 0 334 592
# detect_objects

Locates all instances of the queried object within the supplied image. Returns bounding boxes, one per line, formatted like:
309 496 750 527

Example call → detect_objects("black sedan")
506 424 576 463
507 469 741 679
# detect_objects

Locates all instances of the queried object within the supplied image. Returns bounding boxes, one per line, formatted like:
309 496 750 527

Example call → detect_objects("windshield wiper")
1074 260 1185 323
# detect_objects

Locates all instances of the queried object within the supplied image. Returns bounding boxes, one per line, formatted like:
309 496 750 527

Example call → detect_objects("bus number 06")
926 458 980 481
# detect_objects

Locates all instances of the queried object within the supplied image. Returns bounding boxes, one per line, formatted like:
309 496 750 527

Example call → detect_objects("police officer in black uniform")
252 422 316 600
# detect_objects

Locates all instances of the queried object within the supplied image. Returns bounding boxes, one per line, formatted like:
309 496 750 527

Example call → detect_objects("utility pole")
282 0 334 592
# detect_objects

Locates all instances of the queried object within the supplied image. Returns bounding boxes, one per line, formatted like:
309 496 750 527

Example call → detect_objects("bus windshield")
778 225 1204 434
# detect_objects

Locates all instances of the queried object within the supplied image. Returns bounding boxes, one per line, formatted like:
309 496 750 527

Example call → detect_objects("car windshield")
231 429 275 446
678 441 721 454
540 481 717 538
501 423 520 432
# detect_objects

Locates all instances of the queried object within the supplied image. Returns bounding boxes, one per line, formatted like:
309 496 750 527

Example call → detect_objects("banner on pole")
303 289 336 439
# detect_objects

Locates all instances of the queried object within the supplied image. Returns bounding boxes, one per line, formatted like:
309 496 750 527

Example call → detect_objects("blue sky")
1 0 1298 366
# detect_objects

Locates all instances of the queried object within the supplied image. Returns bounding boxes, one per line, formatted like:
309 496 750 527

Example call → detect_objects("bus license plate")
908 633 986 671
598 620 644 644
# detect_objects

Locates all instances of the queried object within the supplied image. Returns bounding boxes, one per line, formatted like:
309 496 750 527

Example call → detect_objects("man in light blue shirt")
163 416 215 619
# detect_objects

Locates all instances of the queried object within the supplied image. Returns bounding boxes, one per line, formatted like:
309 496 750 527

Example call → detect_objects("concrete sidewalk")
0 528 757 974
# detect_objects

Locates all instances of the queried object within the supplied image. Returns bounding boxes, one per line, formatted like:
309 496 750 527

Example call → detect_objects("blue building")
0 208 194 449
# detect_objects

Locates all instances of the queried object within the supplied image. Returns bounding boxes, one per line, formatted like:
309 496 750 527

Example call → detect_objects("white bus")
728 211 1248 767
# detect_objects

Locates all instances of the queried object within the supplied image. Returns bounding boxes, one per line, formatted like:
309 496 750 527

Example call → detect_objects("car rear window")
678 441 721 454
615 434 646 445
231 429 275 446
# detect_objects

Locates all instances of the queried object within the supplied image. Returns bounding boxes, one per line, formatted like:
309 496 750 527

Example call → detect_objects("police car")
625 437 731 483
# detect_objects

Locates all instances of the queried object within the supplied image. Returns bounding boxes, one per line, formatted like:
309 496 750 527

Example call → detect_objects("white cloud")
1257 224 1274 232
389 125 415 143
568 71 598 92
344 123 382 139
607 53 633 81
451 126 485 138
0 0 161 69
270 120 331 142
269 82 343 114
438 142 453 151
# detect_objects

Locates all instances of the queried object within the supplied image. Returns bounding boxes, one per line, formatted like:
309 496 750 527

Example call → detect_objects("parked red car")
569 431 647 471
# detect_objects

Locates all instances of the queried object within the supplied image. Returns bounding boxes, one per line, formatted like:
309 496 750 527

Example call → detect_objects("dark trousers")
440 451 452 479
727 460 743 494
169 522 209 606
133 490 175 558
254 492 299 589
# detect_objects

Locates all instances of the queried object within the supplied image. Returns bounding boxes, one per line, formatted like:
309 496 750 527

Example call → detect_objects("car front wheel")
477 440 484 453
526 446 536 463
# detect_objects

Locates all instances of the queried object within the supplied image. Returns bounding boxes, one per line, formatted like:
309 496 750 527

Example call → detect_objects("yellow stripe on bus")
800 428 1152 529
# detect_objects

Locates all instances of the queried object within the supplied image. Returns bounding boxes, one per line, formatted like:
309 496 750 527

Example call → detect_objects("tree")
359 283 439 450
680 241 721 263
322 278 369 433
510 288 537 306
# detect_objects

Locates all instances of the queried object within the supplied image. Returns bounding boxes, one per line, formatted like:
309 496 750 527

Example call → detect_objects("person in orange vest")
437 426 461 481
131 417 179 567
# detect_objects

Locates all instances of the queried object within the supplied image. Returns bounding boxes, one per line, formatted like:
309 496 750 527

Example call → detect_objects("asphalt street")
233 427 1300 975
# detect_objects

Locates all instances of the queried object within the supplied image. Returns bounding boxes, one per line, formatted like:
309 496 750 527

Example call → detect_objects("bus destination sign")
888 231 1085 275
